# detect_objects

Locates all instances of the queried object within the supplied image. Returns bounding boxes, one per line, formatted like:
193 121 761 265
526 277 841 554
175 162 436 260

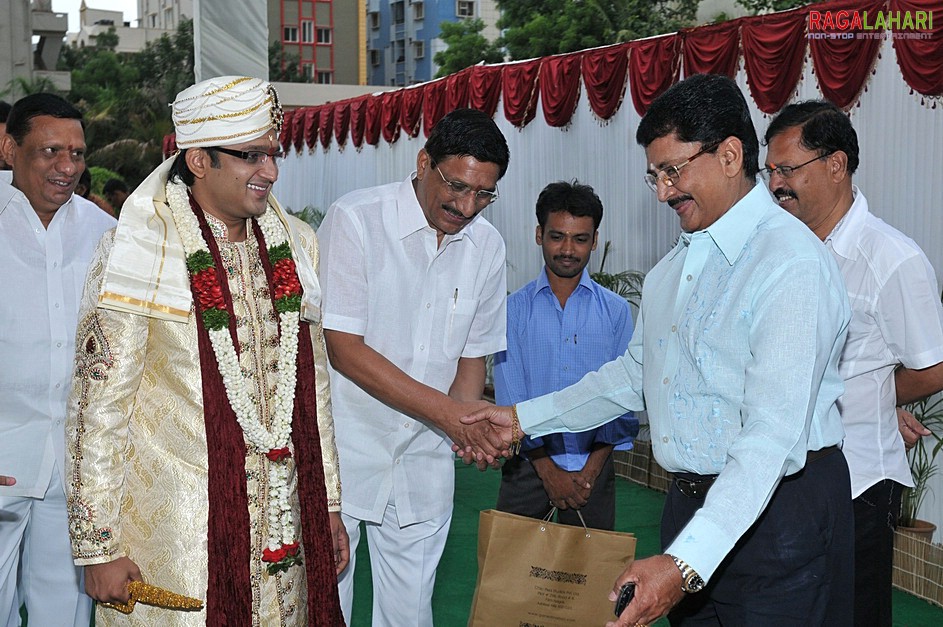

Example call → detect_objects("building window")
317 71 333 84
370 49 380 67
149 13 156 28
302 63 314 81
395 40 405 63
413 1 424 20
164 7 173 26
284 26 298 43
456 1 475 18
413 40 424 59
317 28 332 44
393 1 405 24
301 21 314 43
368 11 379 29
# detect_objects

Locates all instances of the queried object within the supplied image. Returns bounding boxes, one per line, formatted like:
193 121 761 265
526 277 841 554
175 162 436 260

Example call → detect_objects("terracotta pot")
898 519 937 543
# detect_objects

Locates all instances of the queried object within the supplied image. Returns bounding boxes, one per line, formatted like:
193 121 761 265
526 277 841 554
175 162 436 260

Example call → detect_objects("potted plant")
899 394 943 540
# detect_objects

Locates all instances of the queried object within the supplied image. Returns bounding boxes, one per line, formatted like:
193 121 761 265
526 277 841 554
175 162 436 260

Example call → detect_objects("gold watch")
669 555 705 593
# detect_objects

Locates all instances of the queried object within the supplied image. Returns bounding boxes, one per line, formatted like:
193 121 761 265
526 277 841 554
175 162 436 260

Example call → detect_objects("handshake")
446 402 521 470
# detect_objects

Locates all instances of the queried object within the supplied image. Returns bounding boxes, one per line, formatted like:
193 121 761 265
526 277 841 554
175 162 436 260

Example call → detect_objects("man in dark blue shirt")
494 180 637 529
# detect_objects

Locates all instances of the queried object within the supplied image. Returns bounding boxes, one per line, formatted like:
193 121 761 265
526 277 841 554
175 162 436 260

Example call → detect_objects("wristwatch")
669 555 705 593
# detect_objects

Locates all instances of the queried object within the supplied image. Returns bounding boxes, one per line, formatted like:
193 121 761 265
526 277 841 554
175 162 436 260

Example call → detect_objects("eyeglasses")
760 151 834 180
434 164 500 206
209 146 286 166
643 141 720 193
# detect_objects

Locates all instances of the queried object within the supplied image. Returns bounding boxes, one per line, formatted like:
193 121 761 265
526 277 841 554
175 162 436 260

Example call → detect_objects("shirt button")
53 261 58 268
55 302 60 308
663 436 669 443
671 325 677 332
419 344 425 351
403 422 410 428
395 459 401 465
663 377 669 385
55 383 61 389
56 342 62 348
686 275 693 281
426 303 431 308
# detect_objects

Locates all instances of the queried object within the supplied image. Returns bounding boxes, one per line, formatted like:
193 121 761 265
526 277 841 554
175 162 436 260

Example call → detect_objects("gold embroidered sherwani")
66 213 341 626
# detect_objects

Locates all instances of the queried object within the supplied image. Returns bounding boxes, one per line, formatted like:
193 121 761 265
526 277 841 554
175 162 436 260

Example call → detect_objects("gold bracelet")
510 405 522 457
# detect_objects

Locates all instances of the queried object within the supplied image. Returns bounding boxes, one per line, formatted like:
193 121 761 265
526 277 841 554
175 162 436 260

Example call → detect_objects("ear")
416 149 429 181
185 148 210 180
591 231 599 251
0 134 15 165
717 136 744 179
535 223 543 245
828 151 849 184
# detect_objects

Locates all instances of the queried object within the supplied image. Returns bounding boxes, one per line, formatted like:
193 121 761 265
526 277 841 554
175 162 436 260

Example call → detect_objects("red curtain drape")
333 101 350 148
540 53 582 127
682 20 741 78
446 68 471 112
580 43 630 121
300 106 317 152
741 8 807 114
628 34 681 117
468 65 503 117
364 94 382 146
809 0 884 109
423 79 448 137
400 85 424 138
890 0 943 97
349 95 368 149
380 90 402 144
318 105 333 150
502 59 541 128
279 110 294 153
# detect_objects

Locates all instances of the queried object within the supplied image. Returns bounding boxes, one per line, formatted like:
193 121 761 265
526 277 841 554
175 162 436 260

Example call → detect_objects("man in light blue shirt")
494 181 637 530
461 74 854 626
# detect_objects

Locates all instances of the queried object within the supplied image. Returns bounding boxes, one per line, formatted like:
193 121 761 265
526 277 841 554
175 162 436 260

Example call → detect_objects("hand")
459 404 515 444
605 555 685 627
443 400 508 464
329 512 350 575
85 556 143 603
0 475 15 487
898 407 930 451
532 457 591 510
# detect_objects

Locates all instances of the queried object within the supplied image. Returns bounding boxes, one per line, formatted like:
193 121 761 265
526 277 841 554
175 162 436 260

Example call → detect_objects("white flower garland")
166 179 300 552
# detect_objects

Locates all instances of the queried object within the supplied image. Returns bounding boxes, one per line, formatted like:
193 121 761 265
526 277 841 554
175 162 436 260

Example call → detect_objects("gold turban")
171 76 283 149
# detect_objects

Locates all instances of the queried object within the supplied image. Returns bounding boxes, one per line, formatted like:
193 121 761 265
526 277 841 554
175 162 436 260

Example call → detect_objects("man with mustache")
493 180 637 530
765 100 943 627
0 93 114 625
317 108 510 626
460 74 854 626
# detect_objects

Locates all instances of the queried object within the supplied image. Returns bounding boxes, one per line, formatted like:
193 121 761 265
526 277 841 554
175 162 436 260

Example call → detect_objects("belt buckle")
675 476 714 499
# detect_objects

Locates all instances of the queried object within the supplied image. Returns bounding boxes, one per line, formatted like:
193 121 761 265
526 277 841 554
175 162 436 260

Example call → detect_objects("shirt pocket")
443 298 478 360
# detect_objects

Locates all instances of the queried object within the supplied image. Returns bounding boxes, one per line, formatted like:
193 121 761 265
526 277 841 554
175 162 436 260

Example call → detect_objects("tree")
269 40 308 83
495 0 702 61
736 0 811 13
434 19 504 78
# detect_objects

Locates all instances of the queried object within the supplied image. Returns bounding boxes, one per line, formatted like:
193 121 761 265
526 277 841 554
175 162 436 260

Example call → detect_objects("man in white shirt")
765 100 943 626
318 108 510 626
0 94 115 625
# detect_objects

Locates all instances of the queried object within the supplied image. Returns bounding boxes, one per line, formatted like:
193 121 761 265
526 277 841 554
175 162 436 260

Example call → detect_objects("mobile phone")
614 582 636 617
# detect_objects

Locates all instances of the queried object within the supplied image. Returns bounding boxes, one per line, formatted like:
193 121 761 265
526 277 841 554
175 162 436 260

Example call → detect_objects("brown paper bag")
468 509 636 627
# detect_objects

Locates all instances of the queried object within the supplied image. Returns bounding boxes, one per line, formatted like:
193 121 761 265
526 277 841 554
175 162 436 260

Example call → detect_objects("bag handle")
540 508 592 538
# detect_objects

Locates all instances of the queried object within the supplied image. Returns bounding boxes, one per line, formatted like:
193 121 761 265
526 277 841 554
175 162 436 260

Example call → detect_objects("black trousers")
496 452 616 530
663 449 854 626
853 479 903 627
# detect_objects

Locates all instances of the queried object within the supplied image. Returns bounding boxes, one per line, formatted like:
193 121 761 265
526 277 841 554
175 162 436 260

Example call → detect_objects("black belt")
673 446 839 499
